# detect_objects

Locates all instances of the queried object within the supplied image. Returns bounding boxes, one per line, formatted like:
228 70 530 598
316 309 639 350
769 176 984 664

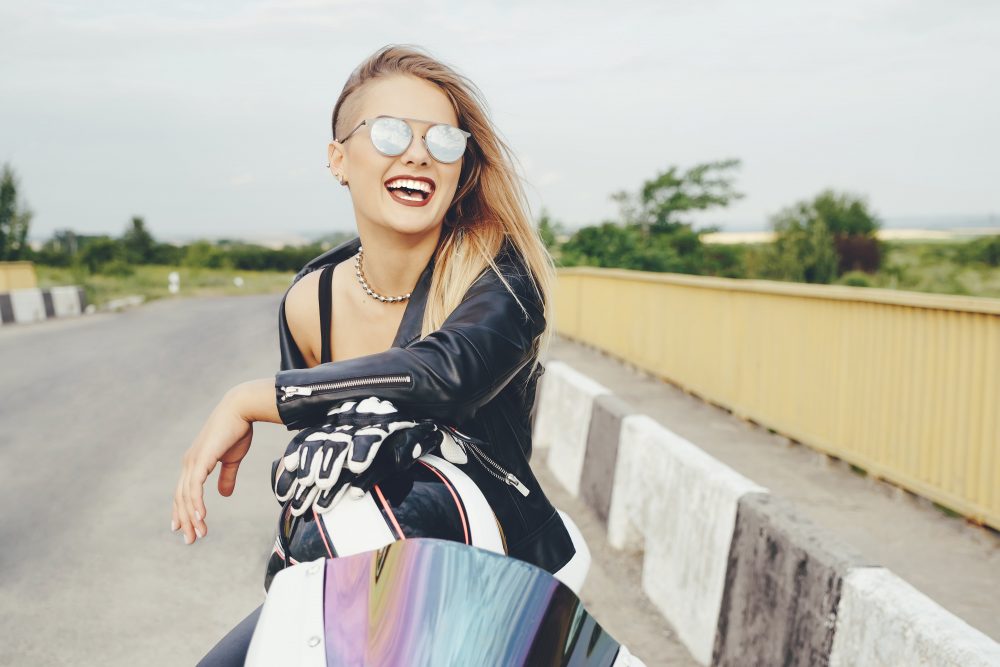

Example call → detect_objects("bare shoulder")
284 268 323 366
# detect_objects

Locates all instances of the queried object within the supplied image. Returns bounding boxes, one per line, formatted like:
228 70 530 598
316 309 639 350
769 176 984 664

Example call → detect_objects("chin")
379 215 444 239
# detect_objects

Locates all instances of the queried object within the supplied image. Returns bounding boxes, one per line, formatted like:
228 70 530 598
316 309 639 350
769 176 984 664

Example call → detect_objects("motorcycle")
253 415 646 665
247 535 646 666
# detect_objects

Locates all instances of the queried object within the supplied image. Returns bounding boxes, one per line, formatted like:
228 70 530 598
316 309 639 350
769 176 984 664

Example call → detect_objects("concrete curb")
829 568 1000 667
610 414 765 665
0 286 87 325
533 360 610 496
533 357 1000 666
713 492 871 667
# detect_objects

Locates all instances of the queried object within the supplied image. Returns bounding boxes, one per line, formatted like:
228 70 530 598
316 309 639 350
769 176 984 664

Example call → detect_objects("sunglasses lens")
426 124 467 163
369 117 411 156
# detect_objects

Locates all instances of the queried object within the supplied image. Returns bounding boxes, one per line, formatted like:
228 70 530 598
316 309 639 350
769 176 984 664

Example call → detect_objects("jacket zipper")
440 424 530 497
279 374 412 401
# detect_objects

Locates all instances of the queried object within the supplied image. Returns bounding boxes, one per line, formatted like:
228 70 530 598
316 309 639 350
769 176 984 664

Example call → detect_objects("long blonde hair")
331 44 556 377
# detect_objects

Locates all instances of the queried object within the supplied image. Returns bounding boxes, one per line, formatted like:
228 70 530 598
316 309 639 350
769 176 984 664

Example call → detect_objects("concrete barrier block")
41 290 56 317
50 286 83 317
712 492 870 667
579 393 633 522
607 414 765 665
829 567 1000 667
9 288 46 323
0 293 13 325
533 360 610 496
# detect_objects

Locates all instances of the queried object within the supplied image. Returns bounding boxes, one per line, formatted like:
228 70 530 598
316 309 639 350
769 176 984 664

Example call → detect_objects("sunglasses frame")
336 115 471 164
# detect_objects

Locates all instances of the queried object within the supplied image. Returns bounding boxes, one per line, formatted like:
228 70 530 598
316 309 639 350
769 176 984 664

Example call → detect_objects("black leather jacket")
273 234 576 575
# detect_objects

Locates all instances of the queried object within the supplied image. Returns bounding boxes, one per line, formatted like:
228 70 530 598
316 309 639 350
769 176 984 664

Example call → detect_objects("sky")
1 0 998 243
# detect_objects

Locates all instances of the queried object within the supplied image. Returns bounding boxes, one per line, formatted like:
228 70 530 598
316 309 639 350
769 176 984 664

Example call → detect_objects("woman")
174 44 578 663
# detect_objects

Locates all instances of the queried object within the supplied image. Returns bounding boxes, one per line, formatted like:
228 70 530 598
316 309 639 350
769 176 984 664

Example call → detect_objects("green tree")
611 158 745 235
760 190 881 283
79 236 127 273
34 229 80 267
0 163 33 261
122 216 155 264
561 158 745 276
537 207 564 252
183 240 232 269
760 203 840 284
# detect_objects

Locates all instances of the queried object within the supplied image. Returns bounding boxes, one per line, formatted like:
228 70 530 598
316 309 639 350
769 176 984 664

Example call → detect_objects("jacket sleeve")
273 253 546 431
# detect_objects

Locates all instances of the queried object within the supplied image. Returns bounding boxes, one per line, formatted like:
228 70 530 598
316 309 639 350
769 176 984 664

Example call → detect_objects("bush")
79 236 125 273
955 235 1000 267
838 270 873 287
183 240 232 269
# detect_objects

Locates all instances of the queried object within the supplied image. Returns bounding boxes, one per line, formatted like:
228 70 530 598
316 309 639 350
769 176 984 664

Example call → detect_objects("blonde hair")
331 44 556 378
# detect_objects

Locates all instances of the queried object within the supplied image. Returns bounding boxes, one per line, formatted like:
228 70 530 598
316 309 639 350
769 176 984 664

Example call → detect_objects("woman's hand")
172 385 255 545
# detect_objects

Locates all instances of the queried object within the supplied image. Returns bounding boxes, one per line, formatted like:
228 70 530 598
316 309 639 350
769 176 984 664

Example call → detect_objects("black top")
318 262 336 365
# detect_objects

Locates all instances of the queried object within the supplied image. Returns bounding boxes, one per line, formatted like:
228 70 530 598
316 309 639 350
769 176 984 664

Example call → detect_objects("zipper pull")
505 472 530 497
281 385 313 400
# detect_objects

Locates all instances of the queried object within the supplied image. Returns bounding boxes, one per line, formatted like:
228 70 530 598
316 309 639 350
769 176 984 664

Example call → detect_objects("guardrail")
553 267 1000 530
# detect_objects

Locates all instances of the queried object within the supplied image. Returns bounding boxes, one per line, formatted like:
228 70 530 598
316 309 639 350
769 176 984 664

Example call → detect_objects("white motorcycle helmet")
265 452 507 592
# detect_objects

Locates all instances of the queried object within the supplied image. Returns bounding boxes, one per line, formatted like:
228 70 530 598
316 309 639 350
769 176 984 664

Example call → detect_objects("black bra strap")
318 263 335 364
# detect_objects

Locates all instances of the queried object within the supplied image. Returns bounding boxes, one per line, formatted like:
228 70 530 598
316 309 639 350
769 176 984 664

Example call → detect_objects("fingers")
186 457 212 539
272 457 298 503
346 428 384 474
174 476 195 545
315 445 349 490
289 480 320 517
218 460 240 497
171 495 180 533
314 476 355 514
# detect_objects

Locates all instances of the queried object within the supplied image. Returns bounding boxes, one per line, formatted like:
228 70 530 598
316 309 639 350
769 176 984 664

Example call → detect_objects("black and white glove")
272 397 457 515
271 423 355 516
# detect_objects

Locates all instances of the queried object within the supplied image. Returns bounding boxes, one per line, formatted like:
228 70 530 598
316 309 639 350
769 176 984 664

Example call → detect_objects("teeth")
385 178 432 194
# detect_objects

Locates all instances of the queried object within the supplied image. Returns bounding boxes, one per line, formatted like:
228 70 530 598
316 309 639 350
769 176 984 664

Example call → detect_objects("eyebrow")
376 114 456 127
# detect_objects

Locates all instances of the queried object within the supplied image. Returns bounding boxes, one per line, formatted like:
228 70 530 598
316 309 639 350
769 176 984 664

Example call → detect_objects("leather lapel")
391 247 435 348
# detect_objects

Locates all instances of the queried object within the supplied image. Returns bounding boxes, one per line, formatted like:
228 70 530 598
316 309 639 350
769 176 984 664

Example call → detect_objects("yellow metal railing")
0 261 38 291
555 267 1000 530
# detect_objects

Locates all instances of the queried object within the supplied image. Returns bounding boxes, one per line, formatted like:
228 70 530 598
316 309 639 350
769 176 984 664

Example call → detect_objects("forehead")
356 74 458 127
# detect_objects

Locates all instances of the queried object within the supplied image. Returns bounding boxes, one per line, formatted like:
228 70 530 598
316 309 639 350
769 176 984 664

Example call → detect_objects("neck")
356 225 442 299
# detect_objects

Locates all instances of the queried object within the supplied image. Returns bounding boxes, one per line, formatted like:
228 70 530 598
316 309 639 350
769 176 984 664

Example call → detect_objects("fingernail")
194 511 202 521
195 527 205 538
184 533 193 545
171 519 179 532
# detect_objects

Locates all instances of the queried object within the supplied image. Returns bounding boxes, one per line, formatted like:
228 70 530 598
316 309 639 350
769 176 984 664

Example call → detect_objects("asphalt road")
0 294 693 666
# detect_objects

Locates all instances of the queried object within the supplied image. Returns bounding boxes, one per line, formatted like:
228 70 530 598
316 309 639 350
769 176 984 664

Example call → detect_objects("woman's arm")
170 379 282 545
275 251 545 430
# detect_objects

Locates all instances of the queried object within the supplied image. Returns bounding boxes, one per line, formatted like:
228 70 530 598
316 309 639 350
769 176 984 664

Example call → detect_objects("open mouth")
384 177 435 207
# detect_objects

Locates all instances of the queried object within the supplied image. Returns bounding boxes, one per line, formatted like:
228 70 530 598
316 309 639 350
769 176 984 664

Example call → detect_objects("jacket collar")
301 234 437 349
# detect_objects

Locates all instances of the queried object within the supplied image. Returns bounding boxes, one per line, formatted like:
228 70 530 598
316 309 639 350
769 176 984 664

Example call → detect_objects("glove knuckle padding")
272 396 462 516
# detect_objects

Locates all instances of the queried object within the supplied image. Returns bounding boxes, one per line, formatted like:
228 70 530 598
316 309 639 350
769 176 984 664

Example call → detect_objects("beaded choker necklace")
354 245 411 303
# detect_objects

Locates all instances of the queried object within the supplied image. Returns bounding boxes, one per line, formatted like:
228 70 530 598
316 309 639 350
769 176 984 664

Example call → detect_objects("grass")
35 264 295 308
833 239 1000 298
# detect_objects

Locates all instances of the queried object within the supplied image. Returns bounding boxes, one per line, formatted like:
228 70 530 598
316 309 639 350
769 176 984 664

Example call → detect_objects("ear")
328 141 346 178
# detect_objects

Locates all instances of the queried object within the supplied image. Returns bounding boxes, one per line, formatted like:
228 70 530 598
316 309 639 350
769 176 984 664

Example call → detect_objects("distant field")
703 226 1000 245
35 265 295 308
863 239 1000 299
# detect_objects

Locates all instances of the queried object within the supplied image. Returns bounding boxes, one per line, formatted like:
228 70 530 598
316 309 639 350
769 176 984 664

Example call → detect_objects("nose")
400 130 432 167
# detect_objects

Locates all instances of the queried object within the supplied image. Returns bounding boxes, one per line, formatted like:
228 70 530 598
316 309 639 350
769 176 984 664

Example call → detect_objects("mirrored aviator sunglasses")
339 115 471 164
